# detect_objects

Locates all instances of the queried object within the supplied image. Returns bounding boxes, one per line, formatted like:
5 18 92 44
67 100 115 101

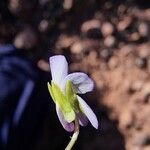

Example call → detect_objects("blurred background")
0 0 150 150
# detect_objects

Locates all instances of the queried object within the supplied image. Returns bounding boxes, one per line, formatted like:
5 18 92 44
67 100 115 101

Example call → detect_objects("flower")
47 55 98 132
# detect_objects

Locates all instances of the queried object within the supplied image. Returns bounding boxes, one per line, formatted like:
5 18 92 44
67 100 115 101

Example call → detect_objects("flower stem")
65 118 79 150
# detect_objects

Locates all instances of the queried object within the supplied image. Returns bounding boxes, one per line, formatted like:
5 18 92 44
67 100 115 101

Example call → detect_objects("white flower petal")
77 95 98 129
49 55 68 87
56 105 74 132
64 72 94 94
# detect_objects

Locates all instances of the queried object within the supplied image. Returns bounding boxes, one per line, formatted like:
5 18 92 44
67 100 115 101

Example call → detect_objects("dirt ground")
0 0 150 150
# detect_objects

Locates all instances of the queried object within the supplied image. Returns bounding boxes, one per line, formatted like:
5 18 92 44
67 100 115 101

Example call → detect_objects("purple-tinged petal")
64 72 94 94
77 96 98 129
77 112 88 126
56 105 74 132
49 55 68 88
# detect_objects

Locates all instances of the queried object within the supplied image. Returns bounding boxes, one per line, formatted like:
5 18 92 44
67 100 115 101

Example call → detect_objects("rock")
81 19 101 33
117 4 127 14
70 39 100 54
143 146 150 150
133 133 150 147
100 49 112 61
101 22 114 37
108 56 119 69
135 57 147 69
56 35 77 50
117 16 132 31
119 109 133 130
138 22 149 37
8 0 20 14
120 44 135 55
37 59 50 72
71 41 84 54
39 0 49 5
128 32 140 42
14 27 37 49
137 44 150 58
8 0 36 18
81 19 101 39
142 83 150 103
63 0 73 10
104 35 116 47
130 81 143 92
38 20 49 32
142 83 150 95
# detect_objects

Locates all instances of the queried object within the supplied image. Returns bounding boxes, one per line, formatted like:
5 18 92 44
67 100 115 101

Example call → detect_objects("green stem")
65 118 79 150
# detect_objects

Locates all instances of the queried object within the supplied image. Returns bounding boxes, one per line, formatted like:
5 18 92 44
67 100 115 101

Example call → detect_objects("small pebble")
104 36 116 47
100 49 112 61
135 57 147 69
101 22 114 37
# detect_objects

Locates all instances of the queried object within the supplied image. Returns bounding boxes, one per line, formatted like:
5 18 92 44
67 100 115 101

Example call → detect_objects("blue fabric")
0 45 37 101
0 44 38 149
